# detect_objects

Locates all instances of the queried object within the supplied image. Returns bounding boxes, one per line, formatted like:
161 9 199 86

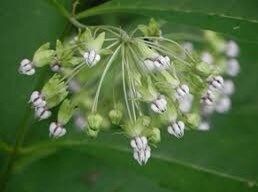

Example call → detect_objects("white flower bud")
226 59 240 77
198 121 210 131
201 90 215 105
151 95 167 113
225 40 239 58
29 91 46 108
35 106 51 120
215 96 231 113
201 104 215 115
222 80 235 96
153 55 170 70
201 52 213 65
208 76 224 90
49 122 66 138
175 84 190 100
51 63 61 72
167 121 185 138
144 58 156 71
19 59 35 75
130 136 151 165
83 50 101 67
179 94 193 113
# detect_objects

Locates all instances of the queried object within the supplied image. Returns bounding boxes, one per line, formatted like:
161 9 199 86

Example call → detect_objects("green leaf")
76 0 258 43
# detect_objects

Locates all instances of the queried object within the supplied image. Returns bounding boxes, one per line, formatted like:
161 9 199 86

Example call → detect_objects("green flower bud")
109 109 122 125
55 40 83 67
148 128 161 144
138 18 162 37
186 113 200 128
33 43 55 67
204 31 225 53
88 113 103 131
86 128 99 138
196 62 214 76
41 74 68 108
58 99 76 125
124 116 151 137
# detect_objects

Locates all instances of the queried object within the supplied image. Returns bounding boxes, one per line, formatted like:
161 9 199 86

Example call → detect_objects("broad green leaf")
76 0 258 43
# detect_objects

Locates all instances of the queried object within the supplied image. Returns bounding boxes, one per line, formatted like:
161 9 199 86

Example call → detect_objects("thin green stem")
92 45 121 112
121 44 133 121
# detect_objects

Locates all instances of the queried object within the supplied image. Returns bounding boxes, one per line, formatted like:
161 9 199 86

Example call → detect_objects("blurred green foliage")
0 0 258 191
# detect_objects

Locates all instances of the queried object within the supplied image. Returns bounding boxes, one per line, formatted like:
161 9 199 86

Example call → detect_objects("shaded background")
0 0 258 191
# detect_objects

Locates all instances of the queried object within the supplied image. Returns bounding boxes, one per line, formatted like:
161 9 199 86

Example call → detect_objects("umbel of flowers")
19 19 239 165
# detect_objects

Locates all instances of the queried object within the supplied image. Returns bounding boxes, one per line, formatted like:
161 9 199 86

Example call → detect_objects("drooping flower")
167 121 185 138
49 122 66 138
130 136 151 165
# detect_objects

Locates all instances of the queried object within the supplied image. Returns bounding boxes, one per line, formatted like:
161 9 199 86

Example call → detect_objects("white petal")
89 50 96 63
227 59 240 76
58 128 66 137
201 52 213 65
222 80 235 95
135 137 143 149
83 52 89 59
21 59 31 66
49 122 57 134
151 103 161 113
95 54 101 62
130 139 137 149
215 97 231 113
226 40 239 57
26 69 35 75
181 84 189 94
141 136 147 147
198 121 210 131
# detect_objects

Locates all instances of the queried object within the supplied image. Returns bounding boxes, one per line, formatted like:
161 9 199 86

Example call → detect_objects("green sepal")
124 116 151 137
58 99 76 125
86 128 99 138
136 41 159 59
33 43 55 67
196 62 215 76
41 74 68 108
204 31 225 53
147 128 161 144
87 32 105 51
55 40 82 67
138 18 162 37
136 76 158 102
185 113 200 128
88 113 103 131
109 103 123 125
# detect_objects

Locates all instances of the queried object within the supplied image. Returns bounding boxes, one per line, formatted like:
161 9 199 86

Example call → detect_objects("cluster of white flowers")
83 49 101 67
19 59 35 75
29 91 51 120
130 136 151 165
49 122 66 138
151 95 167 114
18 19 241 166
144 55 170 71
167 121 185 138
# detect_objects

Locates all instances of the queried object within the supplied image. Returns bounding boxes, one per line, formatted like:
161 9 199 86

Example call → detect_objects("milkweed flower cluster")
19 19 240 165
181 31 240 131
